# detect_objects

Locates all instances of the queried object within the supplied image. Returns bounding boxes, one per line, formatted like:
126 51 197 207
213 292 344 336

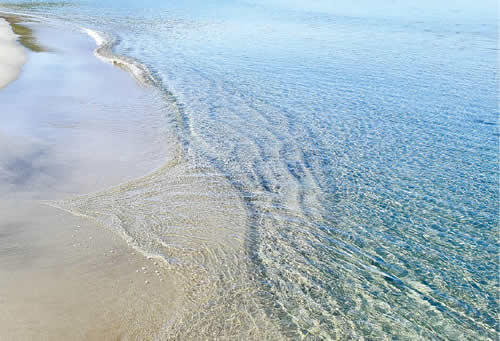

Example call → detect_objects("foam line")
82 27 156 86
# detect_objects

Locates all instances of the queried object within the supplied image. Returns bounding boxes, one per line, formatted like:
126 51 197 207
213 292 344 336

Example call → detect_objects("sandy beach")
0 15 180 340
1 1 498 339
0 13 284 340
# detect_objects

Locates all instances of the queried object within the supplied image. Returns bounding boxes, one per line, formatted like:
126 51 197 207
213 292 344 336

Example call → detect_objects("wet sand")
0 15 287 341
0 199 183 340
0 16 181 340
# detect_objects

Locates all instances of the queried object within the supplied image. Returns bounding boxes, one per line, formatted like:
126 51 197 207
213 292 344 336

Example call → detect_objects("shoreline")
0 17 26 89
0 13 285 340
0 3 497 340
0 15 181 340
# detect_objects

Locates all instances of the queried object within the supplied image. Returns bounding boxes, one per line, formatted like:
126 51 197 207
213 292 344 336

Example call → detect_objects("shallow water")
1 0 498 339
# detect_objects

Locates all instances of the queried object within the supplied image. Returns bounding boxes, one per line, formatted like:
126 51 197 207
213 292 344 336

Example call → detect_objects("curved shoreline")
0 11 284 338
0 15 185 340
0 17 26 89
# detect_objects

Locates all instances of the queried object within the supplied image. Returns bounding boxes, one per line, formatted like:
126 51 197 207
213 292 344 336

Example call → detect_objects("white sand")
0 18 26 89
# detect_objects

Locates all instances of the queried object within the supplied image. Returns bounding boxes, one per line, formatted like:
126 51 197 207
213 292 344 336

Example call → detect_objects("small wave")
82 27 105 46
82 27 156 87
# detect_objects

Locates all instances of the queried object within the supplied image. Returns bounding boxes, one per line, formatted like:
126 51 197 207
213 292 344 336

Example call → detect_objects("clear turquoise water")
2 0 498 339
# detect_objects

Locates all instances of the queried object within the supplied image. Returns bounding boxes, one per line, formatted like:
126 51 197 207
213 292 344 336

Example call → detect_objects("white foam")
82 27 153 86
82 28 105 47
0 18 27 90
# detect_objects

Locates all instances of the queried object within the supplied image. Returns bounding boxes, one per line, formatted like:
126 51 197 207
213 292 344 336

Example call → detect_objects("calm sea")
1 0 498 339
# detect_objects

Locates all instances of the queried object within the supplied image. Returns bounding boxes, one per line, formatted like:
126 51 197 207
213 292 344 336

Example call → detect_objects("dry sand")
0 18 26 89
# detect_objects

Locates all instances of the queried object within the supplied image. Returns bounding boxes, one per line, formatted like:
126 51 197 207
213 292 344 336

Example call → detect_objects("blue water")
2 0 498 339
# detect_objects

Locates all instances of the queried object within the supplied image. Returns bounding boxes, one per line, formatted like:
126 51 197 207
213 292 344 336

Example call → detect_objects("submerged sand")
0 18 26 89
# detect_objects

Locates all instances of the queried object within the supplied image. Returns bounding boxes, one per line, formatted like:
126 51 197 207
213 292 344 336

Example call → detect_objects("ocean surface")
1 0 498 339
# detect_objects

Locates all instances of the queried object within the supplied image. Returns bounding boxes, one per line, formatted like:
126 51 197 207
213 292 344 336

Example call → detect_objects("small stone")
141 266 147 271
145 280 149 284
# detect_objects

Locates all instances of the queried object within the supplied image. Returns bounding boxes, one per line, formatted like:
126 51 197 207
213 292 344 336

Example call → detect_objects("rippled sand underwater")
1 0 498 339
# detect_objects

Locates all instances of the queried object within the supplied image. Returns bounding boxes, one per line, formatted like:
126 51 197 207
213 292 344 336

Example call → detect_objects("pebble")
145 280 149 284
141 266 147 271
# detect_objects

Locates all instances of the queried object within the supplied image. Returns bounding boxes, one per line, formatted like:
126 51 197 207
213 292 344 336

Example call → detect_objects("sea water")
1 0 498 339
